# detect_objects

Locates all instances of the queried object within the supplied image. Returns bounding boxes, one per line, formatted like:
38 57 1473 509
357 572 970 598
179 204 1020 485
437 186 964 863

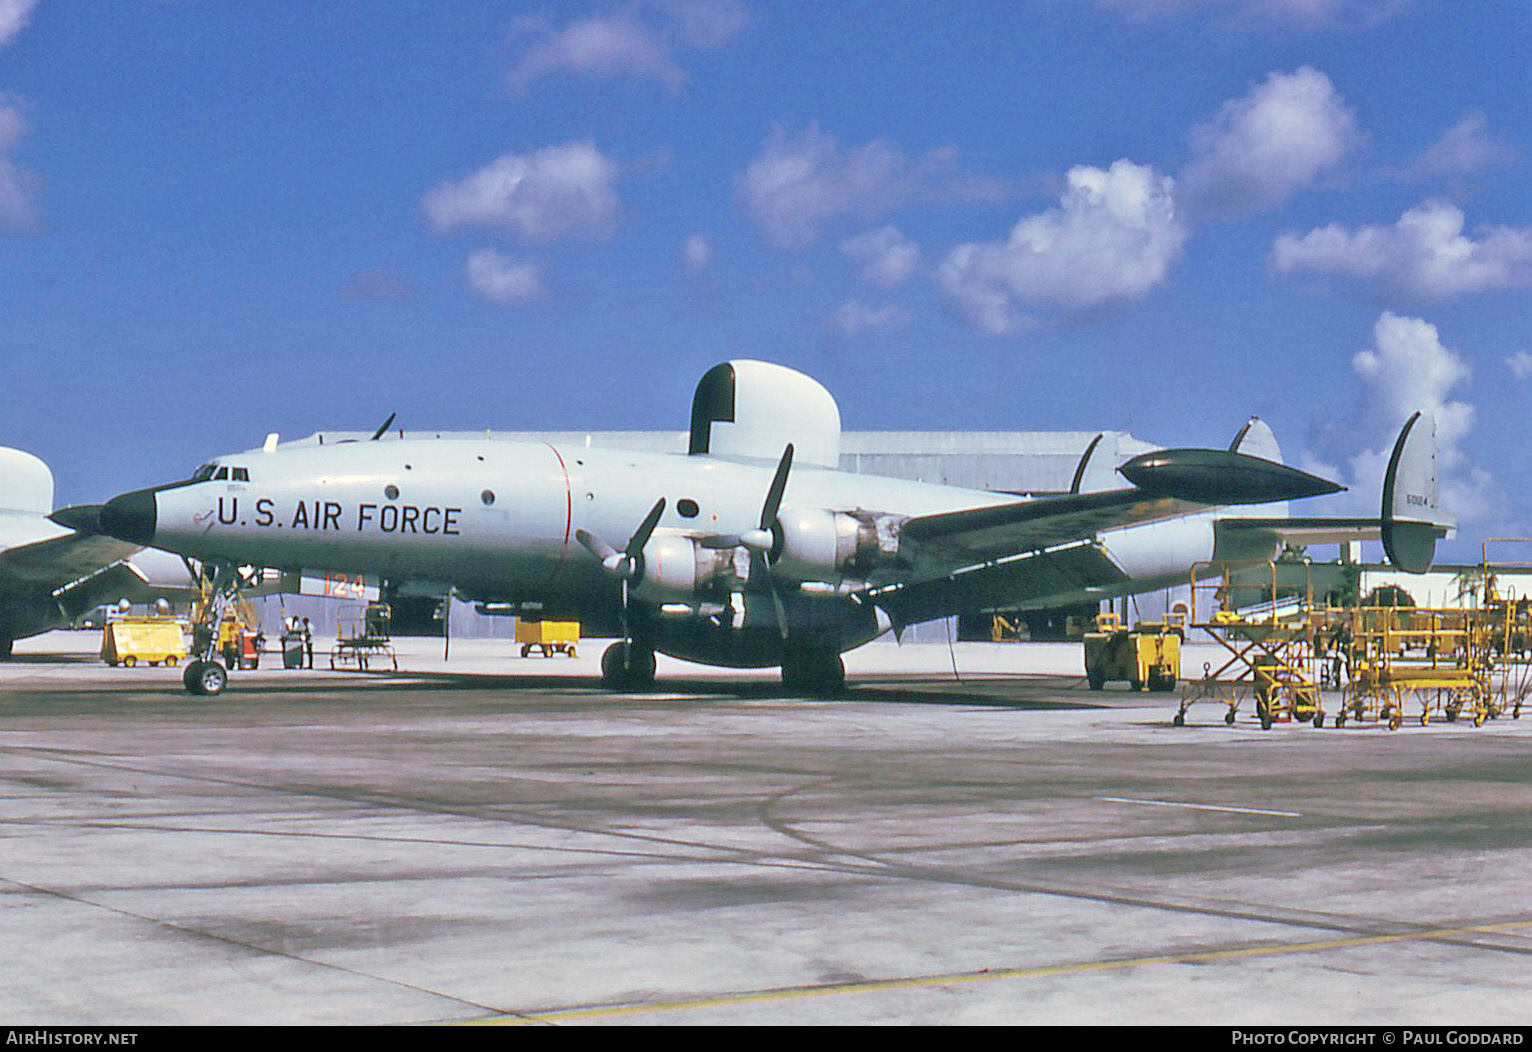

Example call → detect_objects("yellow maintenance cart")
1175 560 1326 729
102 617 187 668
1083 612 1181 691
516 619 580 658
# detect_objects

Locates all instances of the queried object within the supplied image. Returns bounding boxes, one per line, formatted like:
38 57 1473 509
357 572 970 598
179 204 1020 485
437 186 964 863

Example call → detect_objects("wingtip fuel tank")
1119 449 1344 505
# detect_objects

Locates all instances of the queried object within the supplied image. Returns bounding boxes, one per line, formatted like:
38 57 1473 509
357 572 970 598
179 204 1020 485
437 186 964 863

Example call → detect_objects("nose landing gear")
180 561 254 696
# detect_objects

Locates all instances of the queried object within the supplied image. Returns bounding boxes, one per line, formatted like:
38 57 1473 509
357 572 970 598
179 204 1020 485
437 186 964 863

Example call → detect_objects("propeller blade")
753 446 795 644
760 444 794 530
575 529 618 563
626 498 668 560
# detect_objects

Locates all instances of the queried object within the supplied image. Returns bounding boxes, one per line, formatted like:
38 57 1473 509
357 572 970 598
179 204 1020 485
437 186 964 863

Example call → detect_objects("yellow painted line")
470 918 1532 1025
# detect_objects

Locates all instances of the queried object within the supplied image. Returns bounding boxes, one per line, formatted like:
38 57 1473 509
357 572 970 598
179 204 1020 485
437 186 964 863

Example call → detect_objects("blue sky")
2 1 1529 561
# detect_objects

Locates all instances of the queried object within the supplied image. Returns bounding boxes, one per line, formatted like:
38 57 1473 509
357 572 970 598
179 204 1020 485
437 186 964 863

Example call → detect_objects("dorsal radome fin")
689 360 841 468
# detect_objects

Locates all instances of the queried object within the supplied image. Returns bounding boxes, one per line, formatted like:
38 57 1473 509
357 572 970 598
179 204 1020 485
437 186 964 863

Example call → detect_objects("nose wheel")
182 658 228 696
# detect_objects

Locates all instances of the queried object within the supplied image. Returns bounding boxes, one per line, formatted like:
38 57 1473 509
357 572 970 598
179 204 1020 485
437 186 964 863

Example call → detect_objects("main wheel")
781 649 846 697
600 642 656 691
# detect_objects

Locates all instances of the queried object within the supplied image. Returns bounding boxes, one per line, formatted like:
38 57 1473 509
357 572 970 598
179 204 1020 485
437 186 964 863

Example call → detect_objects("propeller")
576 497 667 652
576 497 666 582
736 445 794 643
698 443 794 553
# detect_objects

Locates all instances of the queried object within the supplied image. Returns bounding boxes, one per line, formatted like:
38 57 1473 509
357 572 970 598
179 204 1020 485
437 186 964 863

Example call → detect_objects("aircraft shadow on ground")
216 667 1115 711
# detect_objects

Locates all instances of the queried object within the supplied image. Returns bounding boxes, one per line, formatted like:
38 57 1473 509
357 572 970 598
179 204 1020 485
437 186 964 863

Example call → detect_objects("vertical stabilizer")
1224 416 1290 521
1381 411 1448 573
1069 434 1116 494
1228 416 1283 464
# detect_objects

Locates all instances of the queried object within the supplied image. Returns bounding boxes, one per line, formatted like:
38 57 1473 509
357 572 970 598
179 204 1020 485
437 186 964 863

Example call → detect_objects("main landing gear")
781 647 846 697
600 640 657 691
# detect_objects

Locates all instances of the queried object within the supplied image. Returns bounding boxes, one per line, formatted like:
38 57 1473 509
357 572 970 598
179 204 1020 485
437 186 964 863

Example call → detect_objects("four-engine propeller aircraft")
69 360 1452 695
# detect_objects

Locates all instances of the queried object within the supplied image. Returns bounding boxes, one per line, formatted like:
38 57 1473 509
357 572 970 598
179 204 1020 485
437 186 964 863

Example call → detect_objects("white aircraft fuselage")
100 437 1224 659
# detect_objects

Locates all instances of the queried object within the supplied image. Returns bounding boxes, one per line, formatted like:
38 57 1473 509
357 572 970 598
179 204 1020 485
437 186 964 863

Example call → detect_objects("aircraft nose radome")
100 489 157 546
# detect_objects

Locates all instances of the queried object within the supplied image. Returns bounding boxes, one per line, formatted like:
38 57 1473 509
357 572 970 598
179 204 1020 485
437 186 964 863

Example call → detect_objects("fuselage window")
677 498 700 518
481 490 496 506
384 484 400 500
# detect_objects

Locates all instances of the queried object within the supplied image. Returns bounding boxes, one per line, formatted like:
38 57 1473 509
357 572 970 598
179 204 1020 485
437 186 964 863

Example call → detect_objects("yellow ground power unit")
516 619 580 658
1083 613 1181 692
102 618 187 668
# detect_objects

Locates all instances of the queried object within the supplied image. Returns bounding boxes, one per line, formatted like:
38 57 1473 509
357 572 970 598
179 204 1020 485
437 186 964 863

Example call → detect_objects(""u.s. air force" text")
214 497 462 535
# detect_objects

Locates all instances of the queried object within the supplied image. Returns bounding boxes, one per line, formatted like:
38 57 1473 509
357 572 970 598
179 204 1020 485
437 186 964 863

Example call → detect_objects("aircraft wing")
868 448 1343 625
874 536 1131 627
0 528 142 599
897 487 1197 563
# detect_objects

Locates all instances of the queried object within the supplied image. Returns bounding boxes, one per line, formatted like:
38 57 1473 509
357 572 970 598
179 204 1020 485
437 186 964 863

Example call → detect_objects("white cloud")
0 99 38 234
507 1 745 93
464 249 548 305
423 141 622 243
662 0 749 47
1396 112 1515 182
0 0 36 49
1311 313 1493 525
1095 0 1403 27
1506 351 1532 380
829 300 912 336
0 100 24 151
683 232 711 272
935 160 1187 335
1351 313 1473 450
1271 199 1532 300
1177 67 1359 221
841 226 920 286
737 123 1006 249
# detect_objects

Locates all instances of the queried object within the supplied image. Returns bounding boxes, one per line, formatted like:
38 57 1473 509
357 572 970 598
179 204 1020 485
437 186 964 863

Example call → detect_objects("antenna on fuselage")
370 413 397 441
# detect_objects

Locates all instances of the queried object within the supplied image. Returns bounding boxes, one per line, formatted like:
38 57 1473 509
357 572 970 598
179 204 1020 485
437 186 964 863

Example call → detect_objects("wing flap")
876 540 1129 627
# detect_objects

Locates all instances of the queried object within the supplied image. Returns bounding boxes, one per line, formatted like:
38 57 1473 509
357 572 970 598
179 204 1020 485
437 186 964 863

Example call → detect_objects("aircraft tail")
1211 411 1454 574
1380 411 1451 574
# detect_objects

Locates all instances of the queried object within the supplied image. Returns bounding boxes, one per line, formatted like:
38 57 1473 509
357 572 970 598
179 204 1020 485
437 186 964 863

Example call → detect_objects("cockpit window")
213 466 229 481
190 463 217 482
231 467 249 482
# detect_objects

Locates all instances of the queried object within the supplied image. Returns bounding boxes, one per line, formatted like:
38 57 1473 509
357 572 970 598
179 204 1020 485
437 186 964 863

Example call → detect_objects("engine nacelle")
773 508 876 582
632 535 731 603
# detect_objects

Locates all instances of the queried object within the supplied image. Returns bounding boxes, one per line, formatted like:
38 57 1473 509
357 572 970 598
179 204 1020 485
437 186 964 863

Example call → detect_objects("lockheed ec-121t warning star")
66 360 1451 695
